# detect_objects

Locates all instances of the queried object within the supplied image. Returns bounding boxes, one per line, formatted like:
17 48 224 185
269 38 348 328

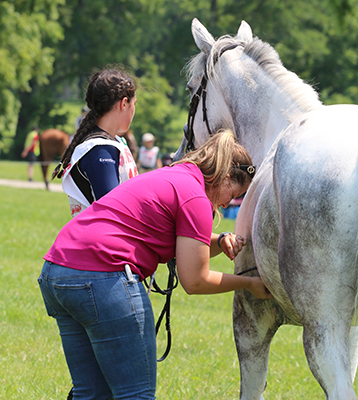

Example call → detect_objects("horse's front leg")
233 289 282 400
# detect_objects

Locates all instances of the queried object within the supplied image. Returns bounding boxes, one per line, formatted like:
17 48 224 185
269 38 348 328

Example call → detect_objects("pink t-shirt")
45 163 213 280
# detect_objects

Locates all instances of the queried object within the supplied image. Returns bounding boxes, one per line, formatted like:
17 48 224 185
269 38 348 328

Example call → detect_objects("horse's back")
40 129 70 160
275 104 358 225
40 129 69 144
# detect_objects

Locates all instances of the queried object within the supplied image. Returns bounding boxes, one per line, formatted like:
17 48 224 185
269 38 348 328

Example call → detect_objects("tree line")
1 0 357 158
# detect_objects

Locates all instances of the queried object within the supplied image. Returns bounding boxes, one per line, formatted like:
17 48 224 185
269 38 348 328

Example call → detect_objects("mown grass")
0 177 354 399
0 160 57 182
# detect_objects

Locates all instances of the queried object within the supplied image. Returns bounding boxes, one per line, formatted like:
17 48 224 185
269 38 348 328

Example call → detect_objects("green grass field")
0 168 351 399
0 161 58 182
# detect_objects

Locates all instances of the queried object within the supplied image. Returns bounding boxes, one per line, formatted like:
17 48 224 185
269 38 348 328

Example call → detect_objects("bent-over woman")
39 129 272 400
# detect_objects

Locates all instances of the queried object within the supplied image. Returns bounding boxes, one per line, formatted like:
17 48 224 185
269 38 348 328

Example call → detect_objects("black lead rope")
236 266 258 276
144 258 178 362
145 261 256 362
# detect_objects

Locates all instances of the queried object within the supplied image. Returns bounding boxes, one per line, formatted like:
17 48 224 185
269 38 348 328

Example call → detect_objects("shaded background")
1 0 357 158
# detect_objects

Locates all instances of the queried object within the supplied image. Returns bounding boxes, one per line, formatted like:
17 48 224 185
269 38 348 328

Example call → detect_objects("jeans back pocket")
53 282 98 325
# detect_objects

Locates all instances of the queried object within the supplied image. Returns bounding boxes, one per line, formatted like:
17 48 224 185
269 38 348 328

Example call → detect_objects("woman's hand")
246 277 273 299
220 233 247 261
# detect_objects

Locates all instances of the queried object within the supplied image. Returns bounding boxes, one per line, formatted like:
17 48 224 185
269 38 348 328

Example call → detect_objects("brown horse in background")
38 129 70 189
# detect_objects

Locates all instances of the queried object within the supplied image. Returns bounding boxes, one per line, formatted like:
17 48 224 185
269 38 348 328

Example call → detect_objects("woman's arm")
176 236 272 299
79 145 120 200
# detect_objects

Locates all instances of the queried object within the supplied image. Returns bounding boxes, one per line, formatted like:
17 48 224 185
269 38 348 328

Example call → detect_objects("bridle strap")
187 75 207 151
201 78 212 137
186 43 240 151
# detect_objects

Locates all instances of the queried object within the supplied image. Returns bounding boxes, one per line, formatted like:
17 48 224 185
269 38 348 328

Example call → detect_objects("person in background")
222 194 245 219
123 129 139 161
52 67 138 218
21 126 40 181
75 106 90 131
38 129 271 400
137 132 162 173
161 152 174 167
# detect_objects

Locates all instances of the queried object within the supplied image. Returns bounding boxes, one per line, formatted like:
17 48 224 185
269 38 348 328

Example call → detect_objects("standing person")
52 67 138 218
21 126 40 181
137 132 162 173
38 129 272 400
75 106 89 131
123 129 139 161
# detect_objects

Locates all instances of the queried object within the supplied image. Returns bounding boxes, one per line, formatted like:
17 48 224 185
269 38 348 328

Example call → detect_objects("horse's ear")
236 20 253 44
192 18 215 54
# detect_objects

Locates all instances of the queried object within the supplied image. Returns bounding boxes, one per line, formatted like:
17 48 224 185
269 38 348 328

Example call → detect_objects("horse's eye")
186 84 193 93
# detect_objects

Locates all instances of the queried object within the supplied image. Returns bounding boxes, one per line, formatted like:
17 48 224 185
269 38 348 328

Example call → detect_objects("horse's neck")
232 85 318 168
220 56 322 168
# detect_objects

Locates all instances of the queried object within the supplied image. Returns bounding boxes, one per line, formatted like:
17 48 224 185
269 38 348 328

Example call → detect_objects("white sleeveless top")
62 135 138 217
138 145 160 169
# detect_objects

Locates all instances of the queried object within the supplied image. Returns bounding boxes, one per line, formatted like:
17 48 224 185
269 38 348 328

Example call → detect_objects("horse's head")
175 18 321 167
175 18 253 161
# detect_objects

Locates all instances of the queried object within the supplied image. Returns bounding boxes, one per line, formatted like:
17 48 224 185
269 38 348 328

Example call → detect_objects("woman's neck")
96 114 118 138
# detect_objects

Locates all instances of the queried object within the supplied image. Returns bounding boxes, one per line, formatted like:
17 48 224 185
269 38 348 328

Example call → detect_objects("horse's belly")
252 181 303 325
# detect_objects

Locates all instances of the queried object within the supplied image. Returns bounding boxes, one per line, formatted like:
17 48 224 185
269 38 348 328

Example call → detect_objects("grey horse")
176 18 358 400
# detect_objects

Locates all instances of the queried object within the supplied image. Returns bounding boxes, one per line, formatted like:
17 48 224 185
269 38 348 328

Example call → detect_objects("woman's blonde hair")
174 129 254 211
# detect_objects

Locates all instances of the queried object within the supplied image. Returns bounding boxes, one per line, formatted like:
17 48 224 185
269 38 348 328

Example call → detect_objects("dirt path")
0 179 63 193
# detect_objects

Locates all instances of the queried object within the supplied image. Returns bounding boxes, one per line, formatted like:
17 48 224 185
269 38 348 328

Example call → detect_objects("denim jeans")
38 260 157 400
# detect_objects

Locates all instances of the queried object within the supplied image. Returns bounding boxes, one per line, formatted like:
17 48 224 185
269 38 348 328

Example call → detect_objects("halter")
186 43 240 151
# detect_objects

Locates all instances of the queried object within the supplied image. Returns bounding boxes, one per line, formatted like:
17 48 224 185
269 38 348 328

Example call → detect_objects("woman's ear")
119 97 128 111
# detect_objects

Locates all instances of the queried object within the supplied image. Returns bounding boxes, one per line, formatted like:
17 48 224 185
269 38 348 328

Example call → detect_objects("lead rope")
144 258 178 362
236 266 258 276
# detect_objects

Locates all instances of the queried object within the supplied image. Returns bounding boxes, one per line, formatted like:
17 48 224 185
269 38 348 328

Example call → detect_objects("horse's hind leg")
279 245 357 399
302 319 356 399
349 326 358 383
233 289 282 400
41 163 49 190
38 140 49 190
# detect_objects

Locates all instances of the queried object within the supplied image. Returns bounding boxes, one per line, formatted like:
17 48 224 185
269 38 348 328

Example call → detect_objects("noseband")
186 43 240 151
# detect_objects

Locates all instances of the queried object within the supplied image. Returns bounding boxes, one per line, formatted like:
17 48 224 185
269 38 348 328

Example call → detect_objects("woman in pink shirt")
38 130 272 400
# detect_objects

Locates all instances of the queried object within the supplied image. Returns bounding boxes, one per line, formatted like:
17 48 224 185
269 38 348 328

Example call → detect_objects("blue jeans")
38 261 157 400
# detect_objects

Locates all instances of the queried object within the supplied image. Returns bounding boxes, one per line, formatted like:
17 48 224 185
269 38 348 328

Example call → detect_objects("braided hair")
52 67 136 179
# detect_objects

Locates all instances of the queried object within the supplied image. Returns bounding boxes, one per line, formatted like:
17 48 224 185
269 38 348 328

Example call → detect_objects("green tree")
216 0 358 105
6 0 358 159
14 0 188 157
0 0 64 156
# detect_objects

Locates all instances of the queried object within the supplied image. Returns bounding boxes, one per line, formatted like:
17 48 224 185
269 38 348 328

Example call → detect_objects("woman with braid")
53 67 138 218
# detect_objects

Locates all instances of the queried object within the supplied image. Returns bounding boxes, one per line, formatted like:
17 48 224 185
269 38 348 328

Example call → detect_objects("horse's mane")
187 33 321 112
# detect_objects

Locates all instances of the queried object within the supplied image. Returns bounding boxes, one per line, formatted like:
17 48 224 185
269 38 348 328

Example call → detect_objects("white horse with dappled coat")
175 18 358 400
